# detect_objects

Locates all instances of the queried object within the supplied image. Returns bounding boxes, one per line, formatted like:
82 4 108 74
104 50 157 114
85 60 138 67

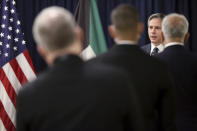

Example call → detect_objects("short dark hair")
148 13 165 25
111 4 139 33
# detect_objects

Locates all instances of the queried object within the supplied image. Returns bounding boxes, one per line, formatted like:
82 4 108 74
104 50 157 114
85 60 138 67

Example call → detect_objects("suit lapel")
146 44 151 54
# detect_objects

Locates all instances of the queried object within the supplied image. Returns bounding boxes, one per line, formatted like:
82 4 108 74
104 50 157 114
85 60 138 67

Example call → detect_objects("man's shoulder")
141 43 151 54
88 45 142 61
88 44 166 66
141 43 151 47
157 45 196 58
141 43 151 49
17 71 49 99
87 49 113 64
85 61 129 80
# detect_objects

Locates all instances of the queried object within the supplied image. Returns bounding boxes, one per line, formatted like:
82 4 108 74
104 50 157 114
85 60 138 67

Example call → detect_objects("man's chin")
150 40 157 43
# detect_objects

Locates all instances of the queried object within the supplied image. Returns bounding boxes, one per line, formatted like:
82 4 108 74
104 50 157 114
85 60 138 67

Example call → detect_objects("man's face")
148 18 163 46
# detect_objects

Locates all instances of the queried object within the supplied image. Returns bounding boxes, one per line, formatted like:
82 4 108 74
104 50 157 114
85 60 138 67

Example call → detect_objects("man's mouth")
151 36 157 39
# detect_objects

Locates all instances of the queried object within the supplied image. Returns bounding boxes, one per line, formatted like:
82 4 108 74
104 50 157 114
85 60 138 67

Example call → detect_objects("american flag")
0 0 36 130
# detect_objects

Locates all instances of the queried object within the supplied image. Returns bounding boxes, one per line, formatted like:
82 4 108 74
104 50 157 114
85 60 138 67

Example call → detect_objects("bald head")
33 6 77 52
162 13 189 42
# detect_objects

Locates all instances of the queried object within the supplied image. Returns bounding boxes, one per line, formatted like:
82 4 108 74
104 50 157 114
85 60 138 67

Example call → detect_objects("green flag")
75 0 107 60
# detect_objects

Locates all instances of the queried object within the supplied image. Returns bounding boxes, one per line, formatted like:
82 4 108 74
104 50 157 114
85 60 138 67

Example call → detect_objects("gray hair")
162 13 189 39
148 13 165 26
111 4 139 33
33 6 76 51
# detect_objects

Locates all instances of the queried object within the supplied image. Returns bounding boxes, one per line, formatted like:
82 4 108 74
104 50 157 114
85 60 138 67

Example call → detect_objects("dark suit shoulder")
157 45 197 63
17 69 53 105
141 44 150 49
89 44 168 73
85 62 130 85
141 44 151 54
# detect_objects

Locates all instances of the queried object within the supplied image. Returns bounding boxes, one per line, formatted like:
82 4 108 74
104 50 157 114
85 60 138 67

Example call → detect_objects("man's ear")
184 32 190 44
37 45 48 61
161 32 166 45
138 22 144 35
108 25 116 38
76 26 84 43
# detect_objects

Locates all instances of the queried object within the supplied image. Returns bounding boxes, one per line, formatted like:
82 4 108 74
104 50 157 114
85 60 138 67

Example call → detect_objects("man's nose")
151 28 156 33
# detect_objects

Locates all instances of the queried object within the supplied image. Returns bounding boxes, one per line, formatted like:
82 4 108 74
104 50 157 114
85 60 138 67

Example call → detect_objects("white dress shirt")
150 43 164 55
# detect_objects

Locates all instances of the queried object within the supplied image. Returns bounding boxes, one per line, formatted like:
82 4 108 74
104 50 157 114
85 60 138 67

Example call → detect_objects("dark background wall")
15 0 197 73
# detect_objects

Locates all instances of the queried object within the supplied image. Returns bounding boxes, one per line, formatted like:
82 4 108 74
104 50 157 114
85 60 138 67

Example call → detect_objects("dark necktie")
151 47 159 56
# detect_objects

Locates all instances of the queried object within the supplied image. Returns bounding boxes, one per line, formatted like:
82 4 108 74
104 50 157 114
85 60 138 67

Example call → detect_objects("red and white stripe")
0 49 36 131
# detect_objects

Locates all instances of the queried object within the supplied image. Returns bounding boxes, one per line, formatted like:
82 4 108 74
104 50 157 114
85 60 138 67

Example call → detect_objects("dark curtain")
15 0 197 73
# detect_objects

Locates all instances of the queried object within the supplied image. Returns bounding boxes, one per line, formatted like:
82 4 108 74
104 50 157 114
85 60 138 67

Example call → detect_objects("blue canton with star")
0 0 27 67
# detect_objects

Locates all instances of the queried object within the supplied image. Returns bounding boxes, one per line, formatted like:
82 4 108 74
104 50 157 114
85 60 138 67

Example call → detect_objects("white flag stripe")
2 63 22 93
81 45 96 61
0 118 6 131
16 53 36 81
0 81 16 126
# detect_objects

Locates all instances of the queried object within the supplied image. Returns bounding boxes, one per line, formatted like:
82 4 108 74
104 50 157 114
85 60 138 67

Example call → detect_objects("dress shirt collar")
150 43 164 54
165 42 184 48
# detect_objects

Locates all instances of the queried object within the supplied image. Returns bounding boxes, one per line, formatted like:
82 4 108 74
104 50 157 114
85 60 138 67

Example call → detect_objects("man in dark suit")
16 6 143 131
88 4 176 131
157 13 197 131
141 13 165 56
